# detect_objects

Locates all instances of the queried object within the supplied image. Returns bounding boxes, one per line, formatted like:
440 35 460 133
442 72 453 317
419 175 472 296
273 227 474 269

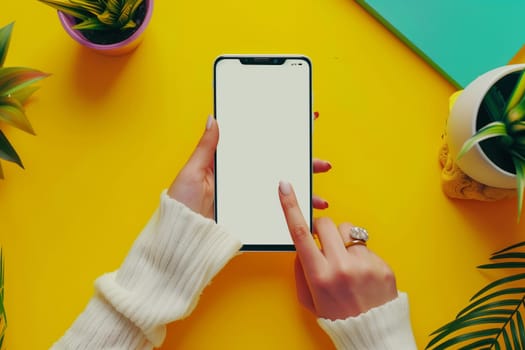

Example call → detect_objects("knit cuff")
317 292 417 350
96 191 242 347
50 295 151 350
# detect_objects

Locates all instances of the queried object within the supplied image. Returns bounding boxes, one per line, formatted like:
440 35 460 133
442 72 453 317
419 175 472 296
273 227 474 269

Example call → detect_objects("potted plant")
446 64 525 218
38 0 153 56
0 22 48 179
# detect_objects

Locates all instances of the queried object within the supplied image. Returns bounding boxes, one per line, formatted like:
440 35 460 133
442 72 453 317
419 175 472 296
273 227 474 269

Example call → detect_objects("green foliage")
0 249 6 350
39 0 145 31
458 70 525 220
427 242 525 349
0 23 48 179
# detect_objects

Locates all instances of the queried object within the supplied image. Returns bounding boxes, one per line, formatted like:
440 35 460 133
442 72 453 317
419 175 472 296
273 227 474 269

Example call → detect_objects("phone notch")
239 57 286 65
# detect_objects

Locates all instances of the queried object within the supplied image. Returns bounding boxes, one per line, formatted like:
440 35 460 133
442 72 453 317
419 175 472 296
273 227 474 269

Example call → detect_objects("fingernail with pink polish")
206 115 213 130
279 181 292 195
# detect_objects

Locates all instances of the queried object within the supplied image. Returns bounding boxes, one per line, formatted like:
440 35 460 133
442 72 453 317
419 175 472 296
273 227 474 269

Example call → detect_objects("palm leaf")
0 248 6 350
427 241 525 349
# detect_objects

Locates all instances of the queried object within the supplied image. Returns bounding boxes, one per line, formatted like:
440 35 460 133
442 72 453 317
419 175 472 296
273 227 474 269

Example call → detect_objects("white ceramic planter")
447 64 525 189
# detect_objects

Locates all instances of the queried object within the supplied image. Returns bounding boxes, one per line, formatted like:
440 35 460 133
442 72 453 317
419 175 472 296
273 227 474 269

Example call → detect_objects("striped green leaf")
0 96 34 134
70 0 104 15
484 85 507 122
38 0 92 20
10 86 39 104
0 129 22 168
506 71 525 115
512 156 525 221
457 122 508 160
0 23 13 68
0 67 49 97
72 17 105 30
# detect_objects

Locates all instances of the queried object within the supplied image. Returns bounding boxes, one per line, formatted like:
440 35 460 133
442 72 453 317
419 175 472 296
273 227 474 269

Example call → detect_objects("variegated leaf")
0 23 13 68
0 67 48 97
0 129 23 168
38 0 92 20
70 0 104 15
10 85 39 104
0 96 34 134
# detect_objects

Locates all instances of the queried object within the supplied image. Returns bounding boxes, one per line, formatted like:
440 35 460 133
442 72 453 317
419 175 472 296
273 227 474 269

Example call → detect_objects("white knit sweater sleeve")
50 191 242 350
317 292 418 350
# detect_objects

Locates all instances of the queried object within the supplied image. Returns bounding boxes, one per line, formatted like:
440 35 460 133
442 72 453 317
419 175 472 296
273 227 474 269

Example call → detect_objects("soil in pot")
73 2 147 45
476 71 521 174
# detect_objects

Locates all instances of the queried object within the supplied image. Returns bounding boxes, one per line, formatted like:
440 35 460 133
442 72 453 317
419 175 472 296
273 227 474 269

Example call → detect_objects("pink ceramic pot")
57 0 153 56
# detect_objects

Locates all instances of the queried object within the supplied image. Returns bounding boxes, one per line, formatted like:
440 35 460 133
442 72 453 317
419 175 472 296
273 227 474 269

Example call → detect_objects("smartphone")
214 55 312 251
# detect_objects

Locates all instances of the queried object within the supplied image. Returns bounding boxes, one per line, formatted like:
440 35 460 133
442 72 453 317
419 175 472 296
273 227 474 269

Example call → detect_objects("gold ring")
344 239 367 248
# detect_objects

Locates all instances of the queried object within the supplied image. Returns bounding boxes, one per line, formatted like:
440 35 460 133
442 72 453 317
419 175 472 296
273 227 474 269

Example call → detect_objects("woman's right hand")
278 181 398 320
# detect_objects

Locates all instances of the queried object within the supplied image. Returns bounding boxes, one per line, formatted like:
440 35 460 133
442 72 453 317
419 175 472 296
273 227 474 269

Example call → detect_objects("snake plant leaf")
0 23 13 68
0 130 22 168
507 97 525 125
0 162 3 179
457 121 508 159
509 121 525 135
37 0 92 20
72 17 105 30
484 85 507 122
0 96 34 134
121 20 136 30
511 155 525 221
70 0 104 15
97 9 119 27
129 0 144 17
118 2 132 24
506 71 525 115
427 241 525 349
0 67 49 97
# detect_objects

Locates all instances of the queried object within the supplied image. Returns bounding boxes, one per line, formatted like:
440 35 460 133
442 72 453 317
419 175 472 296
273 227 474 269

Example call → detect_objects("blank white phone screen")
214 57 311 249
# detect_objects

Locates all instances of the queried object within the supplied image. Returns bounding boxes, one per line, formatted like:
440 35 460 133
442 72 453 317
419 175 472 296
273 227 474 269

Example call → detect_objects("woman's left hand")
168 115 331 218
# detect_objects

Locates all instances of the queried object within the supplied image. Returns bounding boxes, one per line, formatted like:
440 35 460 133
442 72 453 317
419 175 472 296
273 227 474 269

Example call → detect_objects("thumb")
186 115 219 169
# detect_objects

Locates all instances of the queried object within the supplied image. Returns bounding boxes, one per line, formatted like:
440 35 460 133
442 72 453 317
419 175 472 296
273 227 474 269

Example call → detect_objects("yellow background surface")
1 0 524 349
